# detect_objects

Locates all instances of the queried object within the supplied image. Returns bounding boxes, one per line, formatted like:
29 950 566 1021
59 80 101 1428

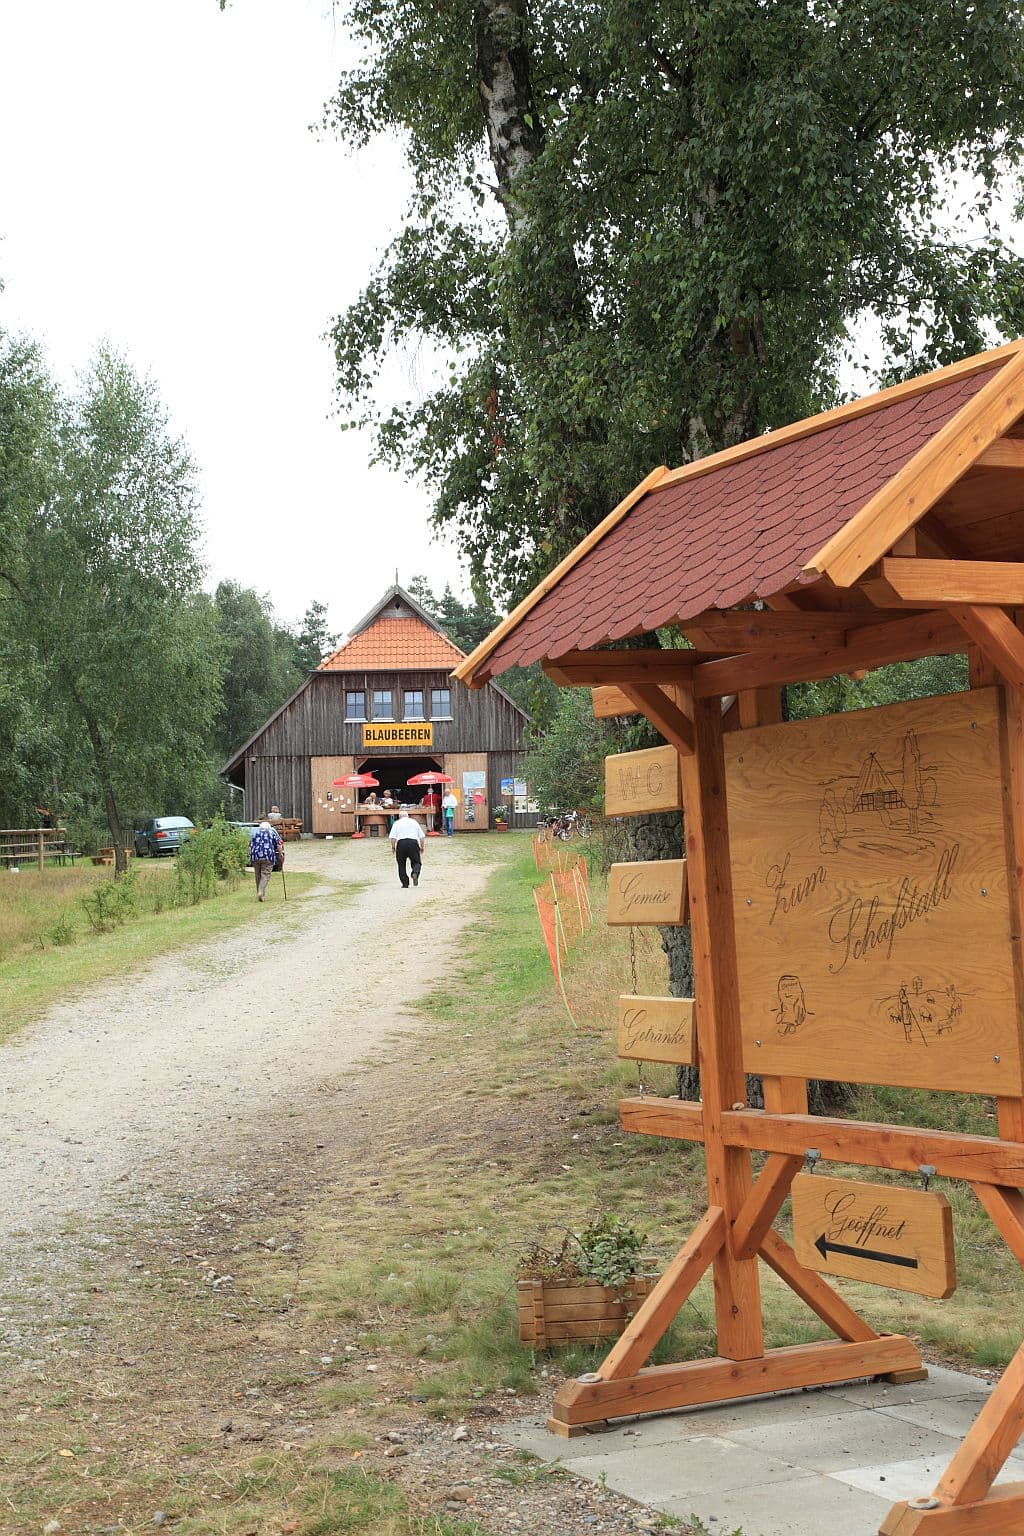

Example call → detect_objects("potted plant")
516 1216 653 1348
493 805 510 830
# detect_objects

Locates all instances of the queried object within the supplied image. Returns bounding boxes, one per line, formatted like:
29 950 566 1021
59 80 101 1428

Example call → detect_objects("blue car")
134 816 195 857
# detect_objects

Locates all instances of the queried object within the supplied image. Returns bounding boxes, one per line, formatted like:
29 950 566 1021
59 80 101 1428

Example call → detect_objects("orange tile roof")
318 615 466 672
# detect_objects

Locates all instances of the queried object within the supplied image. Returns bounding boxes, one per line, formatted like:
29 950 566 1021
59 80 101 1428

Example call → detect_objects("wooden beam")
681 696 762 1360
601 1207 725 1380
758 1228 881 1344
936 1342 1024 1506
951 605 1024 688
548 1335 921 1428
972 1183 1024 1269
679 610 862 649
808 345 1024 588
591 685 637 718
976 438 1024 469
620 683 695 755
618 1097 1024 1183
883 558 1024 607
545 649 703 686
880 1484 1024 1535
692 611 965 696
731 1154 803 1260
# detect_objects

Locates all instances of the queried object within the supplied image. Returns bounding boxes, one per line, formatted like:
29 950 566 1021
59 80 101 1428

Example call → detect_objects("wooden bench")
0 828 72 870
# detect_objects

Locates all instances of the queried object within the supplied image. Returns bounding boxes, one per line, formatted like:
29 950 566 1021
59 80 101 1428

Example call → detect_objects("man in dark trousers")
388 810 425 888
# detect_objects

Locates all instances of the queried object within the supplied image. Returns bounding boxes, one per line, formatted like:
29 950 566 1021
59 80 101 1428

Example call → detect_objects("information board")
724 688 1022 1095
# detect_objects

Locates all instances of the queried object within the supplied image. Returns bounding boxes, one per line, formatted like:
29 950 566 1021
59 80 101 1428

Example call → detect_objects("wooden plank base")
879 1482 1024 1534
548 1335 922 1427
881 1367 931 1385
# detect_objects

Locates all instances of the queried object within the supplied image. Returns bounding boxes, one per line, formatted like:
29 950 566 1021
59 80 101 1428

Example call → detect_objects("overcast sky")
0 0 461 637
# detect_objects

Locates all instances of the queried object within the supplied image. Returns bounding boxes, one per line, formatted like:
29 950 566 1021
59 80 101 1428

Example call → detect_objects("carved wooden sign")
616 996 695 1065
724 688 1022 1095
791 1173 956 1298
607 860 688 927
605 745 683 817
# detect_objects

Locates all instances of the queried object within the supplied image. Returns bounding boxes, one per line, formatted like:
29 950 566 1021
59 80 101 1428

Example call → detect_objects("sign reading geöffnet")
362 722 433 749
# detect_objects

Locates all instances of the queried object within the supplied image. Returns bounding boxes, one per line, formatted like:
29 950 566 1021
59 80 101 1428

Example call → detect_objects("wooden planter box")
517 1275 654 1349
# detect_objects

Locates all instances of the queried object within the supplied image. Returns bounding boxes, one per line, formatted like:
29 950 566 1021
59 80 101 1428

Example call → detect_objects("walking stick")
280 863 288 900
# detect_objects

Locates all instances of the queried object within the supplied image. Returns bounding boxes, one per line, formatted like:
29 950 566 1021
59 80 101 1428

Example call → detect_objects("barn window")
430 687 452 718
403 689 424 719
345 690 365 721
372 689 393 719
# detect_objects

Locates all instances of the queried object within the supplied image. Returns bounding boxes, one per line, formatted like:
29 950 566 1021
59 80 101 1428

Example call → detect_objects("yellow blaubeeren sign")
362 722 433 749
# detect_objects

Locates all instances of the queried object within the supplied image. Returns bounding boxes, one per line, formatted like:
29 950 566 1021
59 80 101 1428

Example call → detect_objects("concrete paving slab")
560 1434 801 1504
500 1364 1009 1535
657 1472 893 1536
724 1405 962 1473
827 1363 989 1407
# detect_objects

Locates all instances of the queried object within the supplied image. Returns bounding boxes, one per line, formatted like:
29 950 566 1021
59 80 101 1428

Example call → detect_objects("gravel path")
0 837 494 1261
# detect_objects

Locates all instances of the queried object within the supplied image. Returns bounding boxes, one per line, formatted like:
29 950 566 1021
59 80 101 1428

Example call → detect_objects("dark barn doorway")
357 755 443 802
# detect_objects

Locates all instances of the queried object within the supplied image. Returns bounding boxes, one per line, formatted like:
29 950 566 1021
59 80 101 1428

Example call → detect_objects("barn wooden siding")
238 671 531 830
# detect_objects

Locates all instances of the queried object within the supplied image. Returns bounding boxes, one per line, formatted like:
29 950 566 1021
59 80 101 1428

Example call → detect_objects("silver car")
133 816 195 857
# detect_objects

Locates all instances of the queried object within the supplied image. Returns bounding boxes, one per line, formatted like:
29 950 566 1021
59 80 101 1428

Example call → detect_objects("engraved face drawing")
775 974 810 1036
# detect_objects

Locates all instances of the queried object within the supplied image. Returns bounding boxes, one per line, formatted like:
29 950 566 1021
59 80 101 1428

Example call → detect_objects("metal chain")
629 927 645 1095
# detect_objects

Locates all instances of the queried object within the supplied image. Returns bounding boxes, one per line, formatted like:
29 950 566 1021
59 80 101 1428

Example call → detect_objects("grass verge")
0 863 319 1043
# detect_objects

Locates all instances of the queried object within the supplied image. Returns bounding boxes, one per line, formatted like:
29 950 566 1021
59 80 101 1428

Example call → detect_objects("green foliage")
80 868 139 934
293 598 339 674
327 0 1024 605
786 651 969 720
522 688 612 812
405 572 499 653
519 1215 648 1288
0 340 222 867
174 817 248 904
211 580 304 761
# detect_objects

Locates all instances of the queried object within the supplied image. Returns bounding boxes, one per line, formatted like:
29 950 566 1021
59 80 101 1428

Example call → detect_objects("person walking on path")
441 790 458 836
249 819 283 902
389 811 425 888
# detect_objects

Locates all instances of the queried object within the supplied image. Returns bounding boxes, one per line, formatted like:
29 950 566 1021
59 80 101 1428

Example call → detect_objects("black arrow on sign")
814 1233 918 1271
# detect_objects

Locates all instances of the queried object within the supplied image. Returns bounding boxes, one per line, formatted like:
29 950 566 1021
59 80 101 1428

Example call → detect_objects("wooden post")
681 693 763 1359
37 829 44 872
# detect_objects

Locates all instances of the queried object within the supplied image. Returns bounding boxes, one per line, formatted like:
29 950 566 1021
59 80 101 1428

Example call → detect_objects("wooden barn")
221 585 531 834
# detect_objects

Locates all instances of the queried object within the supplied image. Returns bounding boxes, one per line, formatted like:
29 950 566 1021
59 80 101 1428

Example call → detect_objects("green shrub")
80 868 138 932
174 816 248 905
47 910 77 946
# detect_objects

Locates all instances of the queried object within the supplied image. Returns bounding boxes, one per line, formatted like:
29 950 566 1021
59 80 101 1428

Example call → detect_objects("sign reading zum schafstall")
791 1173 956 1299
616 996 694 1065
607 861 688 926
724 688 1021 1096
605 745 683 817
362 722 433 749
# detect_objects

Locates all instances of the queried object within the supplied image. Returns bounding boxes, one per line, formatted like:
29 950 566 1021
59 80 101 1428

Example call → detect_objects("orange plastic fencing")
533 857 592 1022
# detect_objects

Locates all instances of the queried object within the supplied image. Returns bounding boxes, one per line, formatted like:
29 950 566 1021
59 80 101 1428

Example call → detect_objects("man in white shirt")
388 811 426 888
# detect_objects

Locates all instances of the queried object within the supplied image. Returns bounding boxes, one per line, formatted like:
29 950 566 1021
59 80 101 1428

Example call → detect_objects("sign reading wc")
605 745 682 817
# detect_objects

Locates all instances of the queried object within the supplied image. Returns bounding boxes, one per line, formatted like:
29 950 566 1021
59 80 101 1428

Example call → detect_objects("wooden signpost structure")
456 341 1024 1534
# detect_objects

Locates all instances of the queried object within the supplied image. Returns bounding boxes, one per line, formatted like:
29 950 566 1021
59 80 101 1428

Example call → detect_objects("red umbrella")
407 771 453 835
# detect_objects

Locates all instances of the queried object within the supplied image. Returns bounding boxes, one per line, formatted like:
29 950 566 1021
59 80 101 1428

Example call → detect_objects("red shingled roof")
319 615 465 672
473 364 1001 678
